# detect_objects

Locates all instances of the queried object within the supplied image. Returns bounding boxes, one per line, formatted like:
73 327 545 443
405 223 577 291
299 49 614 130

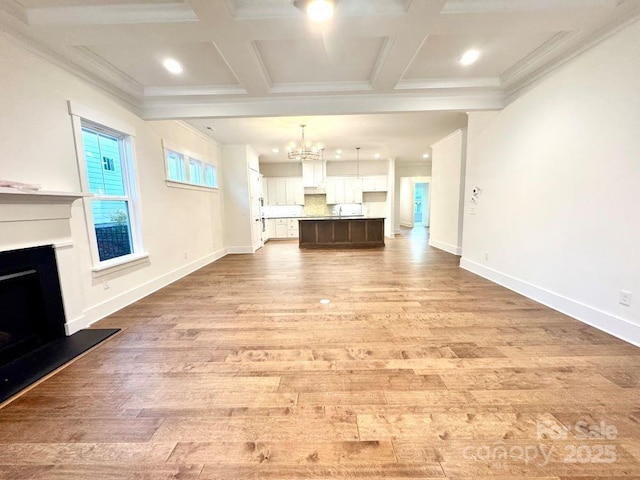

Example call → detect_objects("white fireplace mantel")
0 187 92 335
0 187 91 223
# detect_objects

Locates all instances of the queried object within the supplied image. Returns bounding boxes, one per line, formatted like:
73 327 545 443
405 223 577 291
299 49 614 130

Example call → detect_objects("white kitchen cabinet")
302 160 324 188
344 178 363 203
326 177 362 204
287 218 299 238
265 219 276 239
265 177 303 205
275 218 288 238
285 178 304 205
362 175 387 192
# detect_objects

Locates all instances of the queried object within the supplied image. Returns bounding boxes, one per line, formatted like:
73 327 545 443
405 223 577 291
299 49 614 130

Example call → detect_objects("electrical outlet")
484 252 489 261
620 291 632 307
103 281 110 290
469 206 477 215
183 251 188 259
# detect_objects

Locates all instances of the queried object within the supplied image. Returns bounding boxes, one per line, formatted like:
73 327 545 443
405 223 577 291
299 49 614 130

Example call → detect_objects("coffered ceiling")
1 0 639 120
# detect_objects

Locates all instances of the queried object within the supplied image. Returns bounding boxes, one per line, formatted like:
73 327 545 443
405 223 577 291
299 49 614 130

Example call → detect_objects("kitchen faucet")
338 206 342 217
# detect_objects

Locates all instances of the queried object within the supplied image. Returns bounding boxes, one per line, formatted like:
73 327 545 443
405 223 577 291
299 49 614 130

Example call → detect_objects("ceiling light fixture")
336 149 342 154
295 0 336 23
423 153 430 159
374 153 380 159
272 148 280 153
459 49 481 66
288 125 322 162
163 58 183 74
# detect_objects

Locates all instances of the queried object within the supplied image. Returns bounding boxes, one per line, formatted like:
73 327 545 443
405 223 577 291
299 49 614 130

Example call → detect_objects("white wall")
399 178 414 227
461 19 640 345
259 162 302 177
222 145 259 253
428 129 466 254
0 35 227 334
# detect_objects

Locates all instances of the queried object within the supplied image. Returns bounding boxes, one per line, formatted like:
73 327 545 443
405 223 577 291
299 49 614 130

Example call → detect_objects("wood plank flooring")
1 229 639 479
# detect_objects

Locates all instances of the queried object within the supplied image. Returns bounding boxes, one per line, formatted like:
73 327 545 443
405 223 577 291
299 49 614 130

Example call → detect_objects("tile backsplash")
263 196 363 218
304 194 331 217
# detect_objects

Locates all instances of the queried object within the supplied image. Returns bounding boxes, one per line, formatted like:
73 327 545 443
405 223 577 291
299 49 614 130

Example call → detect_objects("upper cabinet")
264 177 304 205
302 160 325 188
361 175 388 192
326 177 363 204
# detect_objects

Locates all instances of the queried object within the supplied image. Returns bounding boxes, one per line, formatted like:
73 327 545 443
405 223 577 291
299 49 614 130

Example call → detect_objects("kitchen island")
298 217 385 248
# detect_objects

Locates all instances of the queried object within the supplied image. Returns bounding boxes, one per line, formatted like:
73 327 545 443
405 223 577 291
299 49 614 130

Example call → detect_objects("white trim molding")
226 246 255 254
429 238 462 255
460 258 640 347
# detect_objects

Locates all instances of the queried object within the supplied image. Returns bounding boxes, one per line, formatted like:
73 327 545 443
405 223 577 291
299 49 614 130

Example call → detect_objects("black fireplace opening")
0 246 66 366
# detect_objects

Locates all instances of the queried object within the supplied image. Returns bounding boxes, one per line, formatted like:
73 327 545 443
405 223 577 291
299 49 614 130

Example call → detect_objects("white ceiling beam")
140 91 505 120
442 0 619 14
370 0 448 92
187 0 270 96
26 3 198 26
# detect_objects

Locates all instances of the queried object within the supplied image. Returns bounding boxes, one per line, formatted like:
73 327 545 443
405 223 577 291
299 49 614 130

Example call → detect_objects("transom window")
164 145 218 189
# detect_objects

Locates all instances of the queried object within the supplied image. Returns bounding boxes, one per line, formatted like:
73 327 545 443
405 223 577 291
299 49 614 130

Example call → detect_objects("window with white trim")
205 164 218 188
77 121 143 265
163 143 218 190
189 158 204 185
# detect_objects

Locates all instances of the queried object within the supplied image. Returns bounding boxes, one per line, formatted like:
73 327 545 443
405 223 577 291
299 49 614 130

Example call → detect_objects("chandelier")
288 125 322 162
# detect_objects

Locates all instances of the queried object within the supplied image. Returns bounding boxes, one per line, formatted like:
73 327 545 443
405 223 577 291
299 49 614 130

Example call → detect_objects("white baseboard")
66 248 228 334
400 222 414 228
429 238 462 255
460 258 640 347
226 246 254 254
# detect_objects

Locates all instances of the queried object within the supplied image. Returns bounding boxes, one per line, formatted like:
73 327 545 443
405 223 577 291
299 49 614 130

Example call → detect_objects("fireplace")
0 246 66 366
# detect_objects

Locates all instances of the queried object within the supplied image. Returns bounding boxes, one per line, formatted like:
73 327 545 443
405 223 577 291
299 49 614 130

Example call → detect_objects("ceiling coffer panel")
403 32 558 79
86 42 241 88
255 36 386 84
230 0 408 19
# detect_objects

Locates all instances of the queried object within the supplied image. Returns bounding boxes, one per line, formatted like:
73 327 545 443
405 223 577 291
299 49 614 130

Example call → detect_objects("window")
189 158 204 185
166 150 186 182
162 141 218 191
205 164 218 188
78 122 142 265
102 156 115 171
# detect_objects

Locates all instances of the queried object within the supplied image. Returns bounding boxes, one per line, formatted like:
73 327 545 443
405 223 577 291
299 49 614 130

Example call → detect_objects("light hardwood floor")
1 229 639 479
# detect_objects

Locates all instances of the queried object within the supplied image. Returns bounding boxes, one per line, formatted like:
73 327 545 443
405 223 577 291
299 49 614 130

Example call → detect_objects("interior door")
249 168 263 251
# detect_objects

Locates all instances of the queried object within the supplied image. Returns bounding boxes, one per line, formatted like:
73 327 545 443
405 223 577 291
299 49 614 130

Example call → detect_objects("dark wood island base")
299 217 385 248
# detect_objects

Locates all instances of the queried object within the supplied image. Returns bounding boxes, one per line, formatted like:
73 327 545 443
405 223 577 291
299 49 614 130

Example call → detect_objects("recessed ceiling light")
307 0 334 22
163 58 183 74
336 149 342 154
423 154 430 159
374 153 380 159
272 148 280 153
335 154 341 159
320 299 331 304
459 49 481 66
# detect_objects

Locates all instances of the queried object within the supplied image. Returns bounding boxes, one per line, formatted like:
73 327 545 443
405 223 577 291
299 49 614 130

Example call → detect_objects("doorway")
414 182 430 227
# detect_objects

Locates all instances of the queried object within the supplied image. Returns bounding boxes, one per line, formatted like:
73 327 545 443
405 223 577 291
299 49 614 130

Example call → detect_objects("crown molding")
69 46 144 99
175 121 222 148
139 91 505 120
269 81 373 94
504 4 640 102
144 85 248 97
0 16 142 113
442 0 618 14
395 77 501 90
25 3 198 26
